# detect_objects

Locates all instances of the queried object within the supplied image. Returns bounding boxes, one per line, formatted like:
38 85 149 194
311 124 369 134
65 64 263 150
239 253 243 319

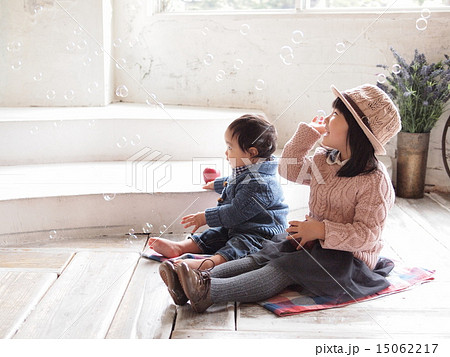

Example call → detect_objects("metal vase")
396 132 430 198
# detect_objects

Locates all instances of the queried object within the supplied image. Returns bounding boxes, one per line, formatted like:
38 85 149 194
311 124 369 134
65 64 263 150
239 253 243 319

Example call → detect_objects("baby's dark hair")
227 114 277 159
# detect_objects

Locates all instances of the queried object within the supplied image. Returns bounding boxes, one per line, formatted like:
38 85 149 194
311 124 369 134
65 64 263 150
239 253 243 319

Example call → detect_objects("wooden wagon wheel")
442 114 450 179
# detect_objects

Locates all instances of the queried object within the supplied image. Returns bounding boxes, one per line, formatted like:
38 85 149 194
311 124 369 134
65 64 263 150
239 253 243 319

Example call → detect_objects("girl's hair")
227 114 277 159
330 97 378 177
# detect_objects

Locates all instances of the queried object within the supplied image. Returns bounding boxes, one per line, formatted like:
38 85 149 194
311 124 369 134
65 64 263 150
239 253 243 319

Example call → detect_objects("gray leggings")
210 257 295 303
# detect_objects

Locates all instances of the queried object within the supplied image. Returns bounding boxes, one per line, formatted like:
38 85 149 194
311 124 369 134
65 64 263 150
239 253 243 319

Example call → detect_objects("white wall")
1 0 113 106
1 1 449 190
112 5 450 190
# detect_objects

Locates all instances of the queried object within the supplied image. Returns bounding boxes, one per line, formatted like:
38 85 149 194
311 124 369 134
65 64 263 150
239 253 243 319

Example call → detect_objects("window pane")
308 0 449 8
160 0 296 12
159 0 449 12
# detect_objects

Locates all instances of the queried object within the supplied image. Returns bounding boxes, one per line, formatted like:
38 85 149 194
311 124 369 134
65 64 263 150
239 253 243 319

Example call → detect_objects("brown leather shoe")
177 262 213 313
159 261 188 305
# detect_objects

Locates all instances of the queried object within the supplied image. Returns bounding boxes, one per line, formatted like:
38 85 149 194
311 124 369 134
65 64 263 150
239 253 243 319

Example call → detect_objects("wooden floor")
1 192 449 339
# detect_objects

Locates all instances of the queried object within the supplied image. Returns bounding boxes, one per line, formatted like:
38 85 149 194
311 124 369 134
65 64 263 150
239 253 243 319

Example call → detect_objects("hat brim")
331 85 386 155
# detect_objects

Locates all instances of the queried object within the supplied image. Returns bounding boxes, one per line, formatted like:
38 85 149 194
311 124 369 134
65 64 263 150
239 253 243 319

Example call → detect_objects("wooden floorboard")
0 271 57 338
173 302 235 332
0 193 448 339
0 250 73 274
106 258 176 339
13 251 139 338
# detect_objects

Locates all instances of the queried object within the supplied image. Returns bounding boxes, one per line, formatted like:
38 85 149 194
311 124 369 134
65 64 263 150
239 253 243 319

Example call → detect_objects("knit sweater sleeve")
321 170 394 254
278 122 322 185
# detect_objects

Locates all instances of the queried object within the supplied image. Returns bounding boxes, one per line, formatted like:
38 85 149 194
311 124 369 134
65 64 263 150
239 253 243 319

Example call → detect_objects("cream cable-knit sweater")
279 123 395 270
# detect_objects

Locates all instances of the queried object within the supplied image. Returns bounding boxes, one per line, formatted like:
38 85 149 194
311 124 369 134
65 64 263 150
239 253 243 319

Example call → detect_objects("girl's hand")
285 215 325 250
310 116 327 136
180 212 207 233
202 181 215 190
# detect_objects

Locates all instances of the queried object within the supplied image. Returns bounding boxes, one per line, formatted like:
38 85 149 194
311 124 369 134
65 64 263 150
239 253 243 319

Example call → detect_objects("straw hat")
331 84 401 155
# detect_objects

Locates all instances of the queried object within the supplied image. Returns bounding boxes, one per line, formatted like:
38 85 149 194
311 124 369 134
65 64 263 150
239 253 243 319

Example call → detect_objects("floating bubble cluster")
416 8 431 31
143 222 153 234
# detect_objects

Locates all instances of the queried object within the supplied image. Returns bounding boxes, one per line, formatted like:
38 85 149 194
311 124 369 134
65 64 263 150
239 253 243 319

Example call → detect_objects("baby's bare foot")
148 237 183 258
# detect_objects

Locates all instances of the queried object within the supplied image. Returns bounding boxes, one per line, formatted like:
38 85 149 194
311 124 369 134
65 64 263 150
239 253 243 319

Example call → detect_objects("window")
158 0 449 12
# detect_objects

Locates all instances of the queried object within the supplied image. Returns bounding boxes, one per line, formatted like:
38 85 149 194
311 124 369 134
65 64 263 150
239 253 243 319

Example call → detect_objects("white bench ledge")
0 103 263 122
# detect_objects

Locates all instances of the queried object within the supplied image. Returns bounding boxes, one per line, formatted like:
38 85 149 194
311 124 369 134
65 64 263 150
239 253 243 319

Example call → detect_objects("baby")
148 114 289 270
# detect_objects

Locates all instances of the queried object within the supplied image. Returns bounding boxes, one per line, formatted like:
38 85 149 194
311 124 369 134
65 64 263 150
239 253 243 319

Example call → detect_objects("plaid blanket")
142 250 434 317
260 264 435 317
141 248 212 262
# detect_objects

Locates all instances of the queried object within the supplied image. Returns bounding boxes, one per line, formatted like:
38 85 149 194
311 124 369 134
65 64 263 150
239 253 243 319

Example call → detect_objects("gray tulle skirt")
251 233 394 303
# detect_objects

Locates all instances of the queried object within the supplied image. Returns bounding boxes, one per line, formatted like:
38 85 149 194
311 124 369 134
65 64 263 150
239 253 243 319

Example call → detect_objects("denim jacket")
205 159 289 238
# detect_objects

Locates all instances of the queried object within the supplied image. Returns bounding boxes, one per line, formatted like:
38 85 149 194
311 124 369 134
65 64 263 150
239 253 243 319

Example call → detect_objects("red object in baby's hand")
203 168 221 183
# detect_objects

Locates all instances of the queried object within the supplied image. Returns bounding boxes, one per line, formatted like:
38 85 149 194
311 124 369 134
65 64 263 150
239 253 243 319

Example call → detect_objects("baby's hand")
180 212 207 234
310 116 327 135
202 181 215 190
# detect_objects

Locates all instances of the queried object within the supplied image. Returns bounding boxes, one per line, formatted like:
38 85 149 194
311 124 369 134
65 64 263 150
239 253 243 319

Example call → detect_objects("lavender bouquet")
377 48 450 133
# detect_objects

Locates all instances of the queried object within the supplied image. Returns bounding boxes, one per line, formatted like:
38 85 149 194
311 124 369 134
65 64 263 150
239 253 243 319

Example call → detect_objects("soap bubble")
46 90 56 100
317 110 327 118
130 134 141 146
159 225 168 234
33 72 43 81
66 41 76 52
201 26 209 36
115 85 129 98
216 69 226 82
30 126 39 135
255 79 266 91
116 136 128 148
240 24 250 35
421 8 431 19
280 45 294 65
392 64 401 74
88 81 99 93
128 37 140 48
11 60 22 71
416 17 427 31
88 119 96 127
7 41 22 52
291 30 304 44
73 26 83 36
77 39 88 50
32 5 43 16
377 73 386 84
113 38 122 48
53 120 63 128
335 42 346 54
143 222 153 234
203 53 214 65
233 59 244 70
128 228 135 235
49 230 57 240
64 90 75 101
82 56 92 66
115 58 127 70
103 193 116 201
